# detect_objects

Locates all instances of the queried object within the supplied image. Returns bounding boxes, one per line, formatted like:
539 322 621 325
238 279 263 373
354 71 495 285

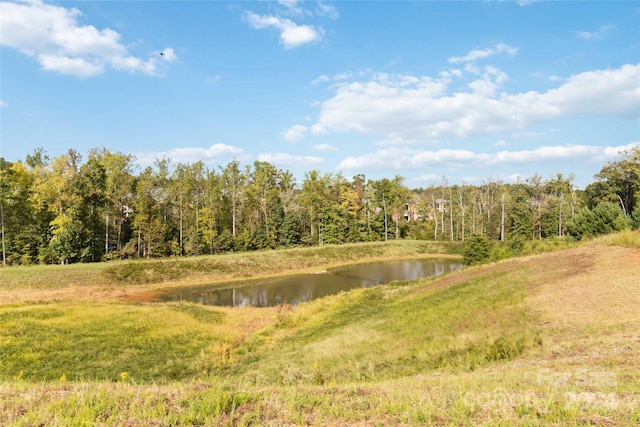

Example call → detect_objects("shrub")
490 244 511 261
507 235 525 255
565 202 629 239
462 234 492 265
280 212 303 246
632 207 640 229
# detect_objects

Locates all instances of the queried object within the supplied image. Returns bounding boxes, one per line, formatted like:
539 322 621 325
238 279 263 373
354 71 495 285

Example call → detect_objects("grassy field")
1 233 639 425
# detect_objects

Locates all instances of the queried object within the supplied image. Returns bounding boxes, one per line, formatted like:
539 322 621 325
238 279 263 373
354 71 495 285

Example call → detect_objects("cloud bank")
0 0 175 77
257 152 324 168
135 143 244 165
307 63 639 140
338 143 639 173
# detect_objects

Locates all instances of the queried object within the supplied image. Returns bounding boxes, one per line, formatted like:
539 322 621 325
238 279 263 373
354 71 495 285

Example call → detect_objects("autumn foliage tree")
0 144 636 265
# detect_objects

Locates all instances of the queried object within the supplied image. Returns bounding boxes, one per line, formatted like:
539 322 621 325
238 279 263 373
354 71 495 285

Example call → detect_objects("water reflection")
159 259 462 307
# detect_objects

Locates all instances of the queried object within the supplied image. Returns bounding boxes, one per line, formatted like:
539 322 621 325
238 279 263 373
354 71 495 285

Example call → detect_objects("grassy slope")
1 232 639 425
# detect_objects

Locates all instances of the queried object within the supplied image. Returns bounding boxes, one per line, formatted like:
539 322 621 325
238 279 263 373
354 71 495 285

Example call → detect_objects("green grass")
1 234 638 425
0 302 230 382
231 267 540 386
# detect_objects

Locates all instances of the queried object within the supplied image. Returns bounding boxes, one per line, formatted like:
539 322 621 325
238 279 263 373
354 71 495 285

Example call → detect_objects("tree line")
0 145 638 266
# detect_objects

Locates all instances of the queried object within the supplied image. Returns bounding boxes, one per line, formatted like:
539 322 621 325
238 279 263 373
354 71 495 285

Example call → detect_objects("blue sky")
1 0 639 188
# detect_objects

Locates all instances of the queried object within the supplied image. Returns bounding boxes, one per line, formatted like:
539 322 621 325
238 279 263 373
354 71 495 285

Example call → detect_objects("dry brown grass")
518 243 640 417
528 244 640 327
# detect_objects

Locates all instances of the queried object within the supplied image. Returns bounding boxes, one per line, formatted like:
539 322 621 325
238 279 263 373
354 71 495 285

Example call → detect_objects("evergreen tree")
462 234 492 265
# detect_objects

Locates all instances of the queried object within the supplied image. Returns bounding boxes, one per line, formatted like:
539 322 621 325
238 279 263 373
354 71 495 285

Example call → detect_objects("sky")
1 0 639 188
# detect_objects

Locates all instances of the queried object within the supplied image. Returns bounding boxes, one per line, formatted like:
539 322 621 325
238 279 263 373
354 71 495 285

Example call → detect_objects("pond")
158 258 463 307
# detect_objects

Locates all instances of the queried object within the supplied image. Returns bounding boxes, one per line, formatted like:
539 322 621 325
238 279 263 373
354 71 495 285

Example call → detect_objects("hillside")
1 234 639 425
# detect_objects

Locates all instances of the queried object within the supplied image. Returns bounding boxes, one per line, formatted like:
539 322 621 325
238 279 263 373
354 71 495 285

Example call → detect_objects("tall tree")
170 163 189 256
389 175 410 239
527 174 546 239
586 145 640 217
132 160 170 258
188 161 206 254
95 149 136 256
39 150 85 264
200 168 221 254
22 149 55 263
221 160 245 238
73 155 107 261
544 173 575 237
250 161 279 244
507 184 533 241
372 178 392 241
0 158 12 266
458 185 468 242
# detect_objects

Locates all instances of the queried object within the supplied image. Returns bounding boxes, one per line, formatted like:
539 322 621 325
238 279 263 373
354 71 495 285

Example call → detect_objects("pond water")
158 258 463 307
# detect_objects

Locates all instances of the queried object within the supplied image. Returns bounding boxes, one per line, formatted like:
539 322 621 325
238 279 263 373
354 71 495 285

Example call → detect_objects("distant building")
403 202 419 222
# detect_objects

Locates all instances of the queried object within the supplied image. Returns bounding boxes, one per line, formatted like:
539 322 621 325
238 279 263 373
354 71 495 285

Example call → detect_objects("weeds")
598 228 640 248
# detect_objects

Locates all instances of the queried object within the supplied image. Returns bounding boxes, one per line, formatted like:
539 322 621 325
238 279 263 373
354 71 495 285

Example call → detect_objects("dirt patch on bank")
0 285 131 305
526 245 640 327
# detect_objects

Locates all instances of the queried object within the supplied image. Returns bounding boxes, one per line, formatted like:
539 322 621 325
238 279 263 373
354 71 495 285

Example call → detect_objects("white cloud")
308 63 640 140
376 133 409 146
0 100 8 107
136 143 244 165
0 0 173 77
373 132 435 147
317 1 339 19
602 142 639 158
282 124 308 142
495 145 593 162
448 43 518 64
338 147 483 171
244 11 323 49
574 24 615 40
413 173 442 184
110 54 156 75
309 123 327 136
257 152 324 168
541 64 640 116
312 144 335 151
338 144 636 172
37 53 103 77
277 0 304 17
311 70 368 86
467 66 508 96
159 48 177 62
